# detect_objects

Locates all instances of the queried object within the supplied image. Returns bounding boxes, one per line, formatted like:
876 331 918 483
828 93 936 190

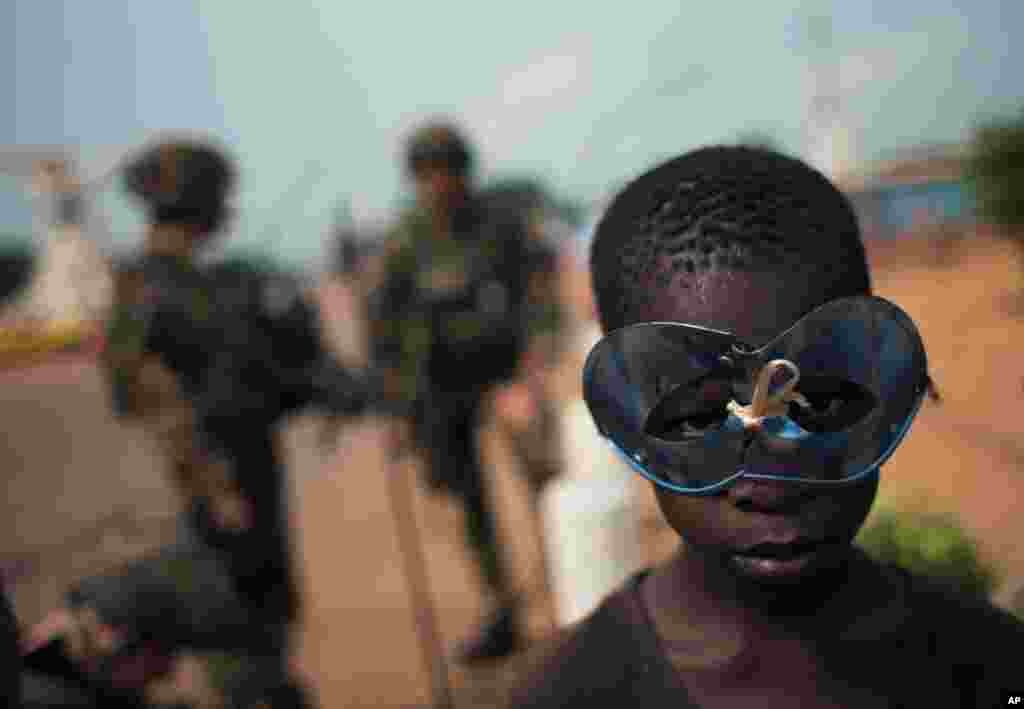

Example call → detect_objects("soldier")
22 137 368 708
370 120 557 663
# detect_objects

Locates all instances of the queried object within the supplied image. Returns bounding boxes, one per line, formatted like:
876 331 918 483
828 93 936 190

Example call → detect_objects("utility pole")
329 197 361 277
801 12 854 180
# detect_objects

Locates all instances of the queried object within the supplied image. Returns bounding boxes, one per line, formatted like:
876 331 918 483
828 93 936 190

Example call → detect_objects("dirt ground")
2 230 1024 707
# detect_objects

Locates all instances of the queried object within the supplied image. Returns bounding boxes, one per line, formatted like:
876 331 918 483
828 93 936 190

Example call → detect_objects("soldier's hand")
491 381 537 433
380 368 406 401
317 413 346 458
22 607 75 656
135 356 185 416
384 416 414 459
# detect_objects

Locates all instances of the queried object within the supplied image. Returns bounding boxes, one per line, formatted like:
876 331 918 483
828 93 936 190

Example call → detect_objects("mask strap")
727 359 809 425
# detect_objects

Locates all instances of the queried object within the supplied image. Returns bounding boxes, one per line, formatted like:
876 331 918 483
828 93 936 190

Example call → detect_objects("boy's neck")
643 543 856 667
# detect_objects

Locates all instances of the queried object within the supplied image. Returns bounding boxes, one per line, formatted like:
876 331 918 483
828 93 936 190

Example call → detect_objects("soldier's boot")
247 679 317 709
454 598 523 665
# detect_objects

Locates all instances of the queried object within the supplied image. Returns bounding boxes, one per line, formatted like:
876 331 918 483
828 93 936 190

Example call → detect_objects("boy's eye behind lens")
653 409 730 440
645 377 732 440
789 378 877 433
643 376 878 440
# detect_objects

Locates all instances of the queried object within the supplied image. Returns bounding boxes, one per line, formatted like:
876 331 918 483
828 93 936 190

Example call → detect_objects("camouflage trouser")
417 389 513 598
107 351 299 623
200 433 299 624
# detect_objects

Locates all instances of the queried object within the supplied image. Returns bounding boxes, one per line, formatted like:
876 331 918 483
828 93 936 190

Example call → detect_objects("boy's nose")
727 477 809 513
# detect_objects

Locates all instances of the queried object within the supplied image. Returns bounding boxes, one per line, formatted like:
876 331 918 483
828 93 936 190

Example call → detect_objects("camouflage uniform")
370 197 541 601
23 142 366 708
103 252 368 619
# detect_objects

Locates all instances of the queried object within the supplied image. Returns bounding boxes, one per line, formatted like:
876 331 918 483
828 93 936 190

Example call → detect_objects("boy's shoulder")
507 571 687 709
897 562 1024 653
828 552 1024 705
848 547 1023 641
507 556 1024 708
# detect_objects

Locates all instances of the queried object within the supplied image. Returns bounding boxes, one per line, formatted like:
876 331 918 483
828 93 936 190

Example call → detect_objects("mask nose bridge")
720 354 760 463
725 347 759 405
729 356 809 467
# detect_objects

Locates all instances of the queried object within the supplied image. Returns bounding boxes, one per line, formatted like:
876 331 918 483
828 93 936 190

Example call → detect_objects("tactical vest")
380 203 529 394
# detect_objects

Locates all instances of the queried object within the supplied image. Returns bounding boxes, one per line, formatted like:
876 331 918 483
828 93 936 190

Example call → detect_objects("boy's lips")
739 538 825 558
729 537 834 579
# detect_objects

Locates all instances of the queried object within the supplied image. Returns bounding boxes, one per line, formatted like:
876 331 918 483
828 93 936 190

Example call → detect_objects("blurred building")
836 144 976 240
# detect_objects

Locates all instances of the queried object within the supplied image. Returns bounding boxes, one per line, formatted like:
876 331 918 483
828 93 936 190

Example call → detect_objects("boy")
509 146 1024 707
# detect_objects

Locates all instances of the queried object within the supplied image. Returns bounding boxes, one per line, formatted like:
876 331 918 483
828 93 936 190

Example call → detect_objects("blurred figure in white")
18 157 114 325
538 201 646 628
320 204 372 368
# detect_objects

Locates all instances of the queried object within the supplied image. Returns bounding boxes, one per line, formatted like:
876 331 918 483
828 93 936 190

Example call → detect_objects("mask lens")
582 296 928 493
644 375 733 441
788 376 877 433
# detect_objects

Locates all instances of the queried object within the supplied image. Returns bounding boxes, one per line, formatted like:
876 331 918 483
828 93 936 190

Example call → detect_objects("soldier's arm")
366 235 414 360
100 268 152 419
226 273 372 420
524 218 568 334
101 261 203 423
502 213 567 372
282 308 374 419
366 234 424 410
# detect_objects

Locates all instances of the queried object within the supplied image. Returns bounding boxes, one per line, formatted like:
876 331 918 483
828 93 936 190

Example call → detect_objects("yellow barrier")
0 320 104 370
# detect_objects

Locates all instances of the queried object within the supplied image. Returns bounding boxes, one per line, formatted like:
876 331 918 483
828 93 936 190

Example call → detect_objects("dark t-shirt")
509 552 1024 708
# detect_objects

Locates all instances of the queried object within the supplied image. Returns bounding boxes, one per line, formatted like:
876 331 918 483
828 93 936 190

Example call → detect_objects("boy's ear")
926 375 942 404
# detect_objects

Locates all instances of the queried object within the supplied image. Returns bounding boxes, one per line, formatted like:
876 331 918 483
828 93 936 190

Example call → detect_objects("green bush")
856 508 999 598
966 109 1024 233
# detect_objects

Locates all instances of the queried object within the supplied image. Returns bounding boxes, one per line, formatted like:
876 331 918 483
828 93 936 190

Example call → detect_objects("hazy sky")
4 0 1022 268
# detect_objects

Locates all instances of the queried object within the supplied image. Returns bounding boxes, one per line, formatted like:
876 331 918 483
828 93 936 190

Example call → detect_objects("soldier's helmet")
405 120 475 178
124 138 236 233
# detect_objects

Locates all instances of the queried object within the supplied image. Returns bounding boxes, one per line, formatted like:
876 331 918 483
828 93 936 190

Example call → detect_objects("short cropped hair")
124 140 235 233
590 146 871 332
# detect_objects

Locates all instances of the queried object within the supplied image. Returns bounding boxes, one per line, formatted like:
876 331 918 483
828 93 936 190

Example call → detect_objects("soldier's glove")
362 367 416 418
304 359 373 417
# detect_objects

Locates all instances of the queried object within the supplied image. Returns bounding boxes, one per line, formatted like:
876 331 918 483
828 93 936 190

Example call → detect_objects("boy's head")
590 146 877 591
